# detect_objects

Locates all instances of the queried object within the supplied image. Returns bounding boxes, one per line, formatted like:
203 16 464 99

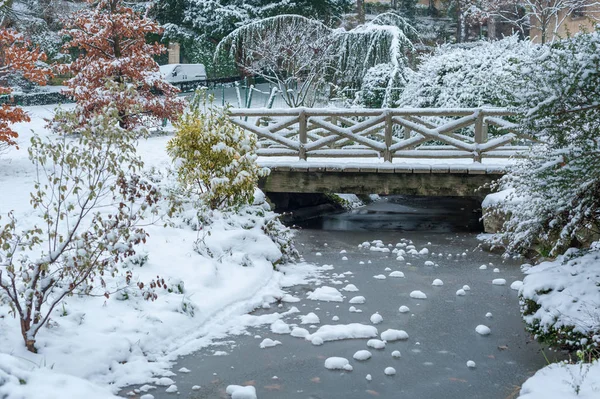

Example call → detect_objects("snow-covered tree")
0 28 50 148
491 31 600 255
60 0 184 129
483 0 600 44
0 0 78 61
0 107 162 353
399 36 541 109
153 0 351 77
216 15 333 107
216 13 417 107
181 0 351 42
441 0 490 42
338 12 417 106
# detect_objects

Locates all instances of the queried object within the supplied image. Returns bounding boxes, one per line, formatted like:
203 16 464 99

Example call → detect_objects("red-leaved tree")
0 29 50 148
59 0 184 129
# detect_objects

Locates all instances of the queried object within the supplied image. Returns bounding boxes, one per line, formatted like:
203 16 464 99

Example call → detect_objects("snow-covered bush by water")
520 245 600 353
167 92 269 210
489 31 600 256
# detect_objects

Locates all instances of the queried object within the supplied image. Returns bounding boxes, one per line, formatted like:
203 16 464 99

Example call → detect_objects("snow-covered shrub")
167 93 269 210
399 36 540 109
519 245 600 355
0 107 162 353
355 63 405 108
490 32 600 256
178 190 299 267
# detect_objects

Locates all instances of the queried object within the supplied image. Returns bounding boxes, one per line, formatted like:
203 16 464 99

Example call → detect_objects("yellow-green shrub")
167 94 268 210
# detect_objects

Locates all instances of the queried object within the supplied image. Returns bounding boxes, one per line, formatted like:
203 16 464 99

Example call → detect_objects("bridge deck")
258 158 508 198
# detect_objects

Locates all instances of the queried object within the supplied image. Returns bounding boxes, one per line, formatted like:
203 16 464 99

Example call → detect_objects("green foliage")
167 92 268 210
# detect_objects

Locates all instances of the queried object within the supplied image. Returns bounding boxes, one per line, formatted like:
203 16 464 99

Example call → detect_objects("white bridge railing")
229 108 531 163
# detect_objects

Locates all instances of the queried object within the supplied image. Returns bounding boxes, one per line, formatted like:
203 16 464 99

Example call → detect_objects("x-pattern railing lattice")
229 108 528 162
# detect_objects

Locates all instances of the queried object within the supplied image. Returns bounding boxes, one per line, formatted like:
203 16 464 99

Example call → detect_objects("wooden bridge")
229 108 530 198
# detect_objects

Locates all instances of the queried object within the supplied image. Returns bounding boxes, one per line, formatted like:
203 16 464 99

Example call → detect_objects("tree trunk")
20 318 37 353
456 4 463 43
357 0 365 24
488 16 497 40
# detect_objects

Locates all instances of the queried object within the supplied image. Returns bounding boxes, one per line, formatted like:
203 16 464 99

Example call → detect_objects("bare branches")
216 14 416 107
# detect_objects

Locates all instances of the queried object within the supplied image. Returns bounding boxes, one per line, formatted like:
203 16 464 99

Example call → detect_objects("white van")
160 64 207 84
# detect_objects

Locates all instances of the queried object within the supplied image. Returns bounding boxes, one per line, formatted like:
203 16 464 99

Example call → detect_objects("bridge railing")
229 108 530 162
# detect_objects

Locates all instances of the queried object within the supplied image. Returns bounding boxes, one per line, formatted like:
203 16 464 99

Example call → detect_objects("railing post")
474 110 486 162
298 110 307 161
383 111 393 162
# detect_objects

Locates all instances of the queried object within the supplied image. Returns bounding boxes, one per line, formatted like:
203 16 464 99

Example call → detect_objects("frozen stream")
123 196 556 399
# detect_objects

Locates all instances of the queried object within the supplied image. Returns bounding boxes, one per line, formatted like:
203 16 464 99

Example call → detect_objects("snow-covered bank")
0 105 317 398
519 360 600 398
516 243 600 398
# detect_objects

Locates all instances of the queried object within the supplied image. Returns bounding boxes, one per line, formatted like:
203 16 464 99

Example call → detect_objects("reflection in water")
296 195 483 233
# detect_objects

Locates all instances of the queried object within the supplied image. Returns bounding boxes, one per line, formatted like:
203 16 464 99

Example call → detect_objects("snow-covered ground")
0 105 318 398
516 244 600 398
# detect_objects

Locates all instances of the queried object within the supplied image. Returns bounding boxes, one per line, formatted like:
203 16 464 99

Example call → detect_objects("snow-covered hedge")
399 36 541 109
520 244 600 353
489 31 600 256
